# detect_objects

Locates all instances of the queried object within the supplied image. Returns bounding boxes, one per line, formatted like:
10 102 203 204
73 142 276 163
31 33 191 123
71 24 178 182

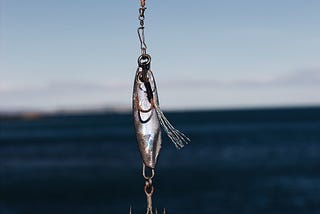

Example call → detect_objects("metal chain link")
143 164 155 214
141 0 145 8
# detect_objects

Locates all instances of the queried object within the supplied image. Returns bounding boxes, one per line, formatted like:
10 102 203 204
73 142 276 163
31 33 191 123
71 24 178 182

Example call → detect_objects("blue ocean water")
1 107 320 214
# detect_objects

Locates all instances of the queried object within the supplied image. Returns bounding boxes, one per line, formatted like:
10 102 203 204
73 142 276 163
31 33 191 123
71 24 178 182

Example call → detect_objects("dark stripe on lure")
138 54 154 103
140 77 154 103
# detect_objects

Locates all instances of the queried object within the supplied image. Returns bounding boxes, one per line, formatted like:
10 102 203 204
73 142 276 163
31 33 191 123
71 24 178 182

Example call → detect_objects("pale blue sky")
1 0 320 111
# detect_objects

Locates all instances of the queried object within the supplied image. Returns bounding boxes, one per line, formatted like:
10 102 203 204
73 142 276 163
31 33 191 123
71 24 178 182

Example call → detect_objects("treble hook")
129 207 166 214
129 164 166 214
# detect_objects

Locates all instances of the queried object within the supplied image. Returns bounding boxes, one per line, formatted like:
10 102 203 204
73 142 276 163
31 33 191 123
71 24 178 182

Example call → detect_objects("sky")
1 0 320 111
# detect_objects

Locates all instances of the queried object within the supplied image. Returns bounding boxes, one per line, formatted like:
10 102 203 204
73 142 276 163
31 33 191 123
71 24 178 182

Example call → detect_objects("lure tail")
152 101 190 149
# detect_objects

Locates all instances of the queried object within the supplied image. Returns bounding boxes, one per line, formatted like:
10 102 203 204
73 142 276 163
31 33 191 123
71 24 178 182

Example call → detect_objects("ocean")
1 107 320 214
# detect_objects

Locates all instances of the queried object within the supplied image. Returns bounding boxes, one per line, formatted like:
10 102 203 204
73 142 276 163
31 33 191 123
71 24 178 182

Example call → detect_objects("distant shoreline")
1 105 320 121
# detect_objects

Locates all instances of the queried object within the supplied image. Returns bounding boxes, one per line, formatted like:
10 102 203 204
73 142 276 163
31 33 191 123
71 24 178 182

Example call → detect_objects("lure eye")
138 73 143 81
137 72 144 82
138 71 150 83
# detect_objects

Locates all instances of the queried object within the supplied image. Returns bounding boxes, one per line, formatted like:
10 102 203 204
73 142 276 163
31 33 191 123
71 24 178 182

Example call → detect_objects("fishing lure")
133 55 190 169
131 1 190 213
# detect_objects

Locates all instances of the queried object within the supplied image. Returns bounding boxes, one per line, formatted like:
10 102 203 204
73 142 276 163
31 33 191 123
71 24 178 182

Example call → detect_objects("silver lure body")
133 68 161 169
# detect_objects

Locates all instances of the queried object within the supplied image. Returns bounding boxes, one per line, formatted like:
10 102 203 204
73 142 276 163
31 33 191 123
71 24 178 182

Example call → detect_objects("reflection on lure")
133 64 190 169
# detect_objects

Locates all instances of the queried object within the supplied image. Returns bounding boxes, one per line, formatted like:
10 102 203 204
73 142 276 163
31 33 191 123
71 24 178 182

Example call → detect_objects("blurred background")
1 0 320 213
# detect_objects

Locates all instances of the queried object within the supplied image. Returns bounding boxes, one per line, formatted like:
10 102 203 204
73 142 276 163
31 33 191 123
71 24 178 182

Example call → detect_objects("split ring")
138 54 151 66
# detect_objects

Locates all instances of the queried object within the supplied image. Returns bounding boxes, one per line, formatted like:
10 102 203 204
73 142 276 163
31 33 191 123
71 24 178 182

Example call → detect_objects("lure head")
132 67 161 169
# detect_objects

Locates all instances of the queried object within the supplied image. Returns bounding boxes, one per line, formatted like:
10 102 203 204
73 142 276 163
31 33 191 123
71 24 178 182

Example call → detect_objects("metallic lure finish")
133 68 161 169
